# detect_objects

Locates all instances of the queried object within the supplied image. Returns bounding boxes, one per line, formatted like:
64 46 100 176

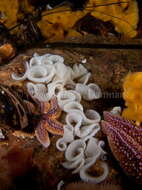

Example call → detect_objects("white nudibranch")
61 137 108 183
12 53 108 183
57 90 81 109
27 82 49 102
79 138 109 183
56 125 74 152
75 83 102 101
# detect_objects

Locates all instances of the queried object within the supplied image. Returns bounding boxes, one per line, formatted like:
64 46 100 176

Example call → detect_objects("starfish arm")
101 120 142 183
12 130 35 139
46 96 61 119
43 118 64 136
40 102 51 114
103 111 142 145
103 111 136 130
35 121 50 148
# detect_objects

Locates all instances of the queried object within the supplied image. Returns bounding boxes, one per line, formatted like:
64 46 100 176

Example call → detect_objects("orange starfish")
35 96 64 148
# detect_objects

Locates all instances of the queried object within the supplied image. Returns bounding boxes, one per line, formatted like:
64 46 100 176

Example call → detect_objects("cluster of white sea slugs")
12 53 108 184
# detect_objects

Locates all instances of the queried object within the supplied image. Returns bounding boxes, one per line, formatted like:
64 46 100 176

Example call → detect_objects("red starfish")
101 111 142 184
35 97 64 148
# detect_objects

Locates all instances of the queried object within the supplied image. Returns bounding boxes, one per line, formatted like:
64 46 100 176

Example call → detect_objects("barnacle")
122 72 142 125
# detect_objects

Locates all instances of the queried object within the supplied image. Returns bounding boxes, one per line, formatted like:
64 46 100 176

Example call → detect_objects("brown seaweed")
0 85 28 129
0 85 38 131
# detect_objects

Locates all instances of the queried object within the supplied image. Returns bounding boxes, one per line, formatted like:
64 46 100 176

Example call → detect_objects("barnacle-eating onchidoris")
12 53 108 183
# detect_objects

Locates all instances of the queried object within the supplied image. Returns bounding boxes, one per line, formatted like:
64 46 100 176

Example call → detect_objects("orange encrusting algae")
122 72 142 125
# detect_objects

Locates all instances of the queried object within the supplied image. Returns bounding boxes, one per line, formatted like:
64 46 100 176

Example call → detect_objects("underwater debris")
101 111 142 184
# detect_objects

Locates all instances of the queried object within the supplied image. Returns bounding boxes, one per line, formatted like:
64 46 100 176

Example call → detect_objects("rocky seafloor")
0 47 142 190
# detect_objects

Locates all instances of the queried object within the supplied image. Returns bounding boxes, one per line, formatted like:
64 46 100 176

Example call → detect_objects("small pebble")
1 90 4 94
46 44 50 48
57 180 64 190
0 129 5 139
81 58 87 64
46 4 53 10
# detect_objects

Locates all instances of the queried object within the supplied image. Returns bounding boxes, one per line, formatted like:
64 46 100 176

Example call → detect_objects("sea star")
35 96 64 148
101 111 142 184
